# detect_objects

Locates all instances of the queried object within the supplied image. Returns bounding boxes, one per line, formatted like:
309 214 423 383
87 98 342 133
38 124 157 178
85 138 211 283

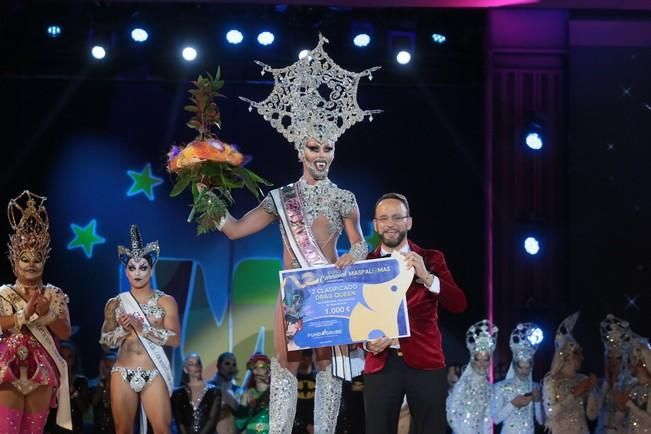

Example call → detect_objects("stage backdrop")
0 60 484 380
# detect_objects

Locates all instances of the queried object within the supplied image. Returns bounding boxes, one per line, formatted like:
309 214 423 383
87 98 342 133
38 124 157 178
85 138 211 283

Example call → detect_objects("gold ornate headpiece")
240 33 382 157
7 191 51 272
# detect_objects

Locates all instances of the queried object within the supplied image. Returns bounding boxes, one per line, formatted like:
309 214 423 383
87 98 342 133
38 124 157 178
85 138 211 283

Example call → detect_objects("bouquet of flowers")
167 69 271 234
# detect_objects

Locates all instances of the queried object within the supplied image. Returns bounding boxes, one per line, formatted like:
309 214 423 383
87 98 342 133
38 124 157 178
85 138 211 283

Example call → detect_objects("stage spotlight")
432 33 447 44
47 25 62 38
525 132 543 150
396 50 412 65
298 49 310 59
257 31 275 46
182 46 197 61
130 28 148 43
523 236 540 255
91 45 106 60
226 30 243 44
528 327 544 345
353 33 371 47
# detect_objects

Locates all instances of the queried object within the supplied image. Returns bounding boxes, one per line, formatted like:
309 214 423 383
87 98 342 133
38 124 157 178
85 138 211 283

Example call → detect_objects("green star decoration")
127 163 164 201
67 219 106 258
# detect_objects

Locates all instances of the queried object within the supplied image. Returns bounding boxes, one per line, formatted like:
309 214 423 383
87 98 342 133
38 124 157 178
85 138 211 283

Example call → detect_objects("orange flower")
168 139 245 172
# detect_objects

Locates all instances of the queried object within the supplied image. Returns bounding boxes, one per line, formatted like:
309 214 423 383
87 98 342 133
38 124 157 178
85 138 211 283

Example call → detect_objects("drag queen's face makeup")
471 352 491 375
15 250 45 285
125 257 153 290
303 138 334 181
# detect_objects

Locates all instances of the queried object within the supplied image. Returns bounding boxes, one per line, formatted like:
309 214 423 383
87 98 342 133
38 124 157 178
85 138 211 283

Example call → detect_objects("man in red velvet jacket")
363 193 467 434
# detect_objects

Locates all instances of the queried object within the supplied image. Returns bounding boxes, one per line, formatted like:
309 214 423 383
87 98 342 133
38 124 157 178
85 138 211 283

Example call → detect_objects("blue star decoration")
127 163 164 201
67 219 106 258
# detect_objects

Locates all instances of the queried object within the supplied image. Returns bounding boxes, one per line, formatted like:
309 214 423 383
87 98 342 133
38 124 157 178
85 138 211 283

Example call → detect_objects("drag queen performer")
216 34 380 434
0 190 72 433
542 312 596 433
235 353 272 434
491 323 544 434
587 314 634 433
446 319 498 434
171 353 221 434
615 333 651 433
99 225 181 434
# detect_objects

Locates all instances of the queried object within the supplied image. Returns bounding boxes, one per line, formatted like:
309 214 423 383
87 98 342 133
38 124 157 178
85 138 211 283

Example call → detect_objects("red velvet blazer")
363 240 467 374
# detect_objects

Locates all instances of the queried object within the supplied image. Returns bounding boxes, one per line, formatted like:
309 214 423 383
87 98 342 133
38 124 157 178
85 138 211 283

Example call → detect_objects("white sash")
119 291 173 434
0 285 72 430
271 185 364 380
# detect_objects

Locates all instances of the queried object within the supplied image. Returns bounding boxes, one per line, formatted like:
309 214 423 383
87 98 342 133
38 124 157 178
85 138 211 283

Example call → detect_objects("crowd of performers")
1 34 649 434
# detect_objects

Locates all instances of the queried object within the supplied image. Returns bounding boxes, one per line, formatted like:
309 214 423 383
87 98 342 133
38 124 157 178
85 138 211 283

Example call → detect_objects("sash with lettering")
119 291 173 434
0 284 72 430
271 184 365 380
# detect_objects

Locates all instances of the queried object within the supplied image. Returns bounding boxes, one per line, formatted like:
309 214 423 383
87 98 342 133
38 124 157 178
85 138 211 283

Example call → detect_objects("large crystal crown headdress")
600 314 631 353
117 225 160 265
7 190 51 270
466 319 498 355
510 322 542 363
239 33 382 153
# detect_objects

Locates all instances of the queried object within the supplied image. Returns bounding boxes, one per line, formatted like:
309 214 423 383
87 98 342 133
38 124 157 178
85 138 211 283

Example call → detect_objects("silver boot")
269 357 298 434
313 369 342 434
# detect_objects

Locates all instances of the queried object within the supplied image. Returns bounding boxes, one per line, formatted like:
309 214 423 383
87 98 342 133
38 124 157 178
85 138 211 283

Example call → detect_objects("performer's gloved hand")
365 337 392 355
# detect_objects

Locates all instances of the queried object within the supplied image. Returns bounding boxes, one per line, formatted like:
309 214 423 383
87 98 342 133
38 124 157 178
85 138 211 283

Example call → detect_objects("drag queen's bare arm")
221 204 276 240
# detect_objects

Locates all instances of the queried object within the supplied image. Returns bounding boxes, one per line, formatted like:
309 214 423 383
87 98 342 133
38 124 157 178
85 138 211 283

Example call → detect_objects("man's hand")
335 253 356 269
401 251 429 281
366 337 392 355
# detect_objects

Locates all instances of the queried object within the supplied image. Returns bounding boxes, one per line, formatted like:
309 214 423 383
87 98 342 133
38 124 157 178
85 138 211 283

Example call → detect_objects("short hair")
374 193 410 216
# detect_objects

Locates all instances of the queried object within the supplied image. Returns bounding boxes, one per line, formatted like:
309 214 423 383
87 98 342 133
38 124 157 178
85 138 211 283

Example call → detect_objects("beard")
378 229 408 248
306 163 329 180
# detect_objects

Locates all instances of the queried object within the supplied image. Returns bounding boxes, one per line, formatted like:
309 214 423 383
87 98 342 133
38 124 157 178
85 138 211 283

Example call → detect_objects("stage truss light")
298 49 310 59
353 33 371 47
528 328 544 345
226 30 243 44
130 28 148 43
182 46 197 61
525 132 543 150
524 236 540 255
396 50 412 65
91 45 106 60
257 31 275 46
47 25 62 38
432 33 447 44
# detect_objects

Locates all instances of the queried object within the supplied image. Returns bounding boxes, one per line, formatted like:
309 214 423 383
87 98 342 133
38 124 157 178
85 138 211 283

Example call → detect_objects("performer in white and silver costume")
542 312 596 434
491 322 544 434
587 314 634 433
615 333 651 433
217 34 380 434
446 319 498 434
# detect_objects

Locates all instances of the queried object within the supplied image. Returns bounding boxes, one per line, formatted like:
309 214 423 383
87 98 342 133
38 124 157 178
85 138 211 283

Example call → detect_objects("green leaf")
169 173 193 197
184 105 198 113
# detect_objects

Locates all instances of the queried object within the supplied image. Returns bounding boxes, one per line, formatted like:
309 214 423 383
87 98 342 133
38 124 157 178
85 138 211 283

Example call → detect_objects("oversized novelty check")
279 251 414 350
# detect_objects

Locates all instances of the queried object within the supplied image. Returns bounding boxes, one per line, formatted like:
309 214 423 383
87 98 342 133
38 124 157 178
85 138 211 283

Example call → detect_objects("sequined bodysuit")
543 373 590 434
492 378 543 434
447 367 492 434
627 382 651 433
